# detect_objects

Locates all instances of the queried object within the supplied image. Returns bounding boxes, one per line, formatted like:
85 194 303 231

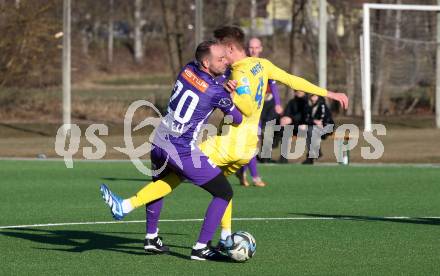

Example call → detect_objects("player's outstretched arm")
262 59 349 110
326 91 349 110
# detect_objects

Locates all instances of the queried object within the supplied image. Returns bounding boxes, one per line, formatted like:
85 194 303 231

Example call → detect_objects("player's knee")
222 184 233 201
216 183 233 201
202 173 233 201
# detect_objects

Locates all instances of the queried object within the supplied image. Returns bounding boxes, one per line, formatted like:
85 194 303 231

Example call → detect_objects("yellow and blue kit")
199 57 328 175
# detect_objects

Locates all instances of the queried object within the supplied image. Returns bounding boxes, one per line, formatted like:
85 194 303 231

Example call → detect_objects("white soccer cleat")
100 184 126 220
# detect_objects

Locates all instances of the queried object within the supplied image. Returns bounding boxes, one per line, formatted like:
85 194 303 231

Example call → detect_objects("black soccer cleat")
212 239 229 254
190 246 228 261
302 158 315 165
144 236 170 254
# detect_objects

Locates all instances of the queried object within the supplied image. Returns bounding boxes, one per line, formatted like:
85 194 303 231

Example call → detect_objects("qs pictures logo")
54 100 171 176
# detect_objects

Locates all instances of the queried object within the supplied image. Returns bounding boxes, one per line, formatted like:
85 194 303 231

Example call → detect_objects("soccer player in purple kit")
100 40 242 261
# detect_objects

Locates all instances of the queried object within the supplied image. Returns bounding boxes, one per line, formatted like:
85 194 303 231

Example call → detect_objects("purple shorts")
151 144 222 186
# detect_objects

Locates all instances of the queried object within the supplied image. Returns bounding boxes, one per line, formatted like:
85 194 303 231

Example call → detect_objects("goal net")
362 3 440 131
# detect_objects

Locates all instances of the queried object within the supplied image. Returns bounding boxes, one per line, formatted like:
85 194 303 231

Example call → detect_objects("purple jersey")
154 62 237 155
215 68 231 84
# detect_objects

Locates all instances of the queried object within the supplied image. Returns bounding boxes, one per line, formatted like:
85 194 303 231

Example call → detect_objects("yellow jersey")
200 57 328 174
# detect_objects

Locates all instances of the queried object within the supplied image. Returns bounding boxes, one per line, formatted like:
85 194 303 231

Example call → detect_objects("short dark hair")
213 25 246 50
195 39 218 66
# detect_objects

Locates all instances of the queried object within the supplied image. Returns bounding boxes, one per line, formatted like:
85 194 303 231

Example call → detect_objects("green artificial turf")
1 160 439 275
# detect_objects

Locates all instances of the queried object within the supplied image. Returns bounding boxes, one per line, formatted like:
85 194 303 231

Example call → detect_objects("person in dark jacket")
279 91 334 164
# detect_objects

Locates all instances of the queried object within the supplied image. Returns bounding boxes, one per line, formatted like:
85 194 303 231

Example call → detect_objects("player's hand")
327 91 349 110
275 105 283 115
224 80 238 94
280 116 292 126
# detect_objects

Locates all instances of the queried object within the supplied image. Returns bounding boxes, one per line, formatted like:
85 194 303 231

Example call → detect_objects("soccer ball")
225 231 256 262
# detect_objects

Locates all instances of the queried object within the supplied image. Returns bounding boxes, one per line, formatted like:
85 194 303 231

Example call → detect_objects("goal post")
362 3 440 132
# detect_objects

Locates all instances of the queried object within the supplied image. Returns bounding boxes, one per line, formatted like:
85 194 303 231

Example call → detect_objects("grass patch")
0 161 439 275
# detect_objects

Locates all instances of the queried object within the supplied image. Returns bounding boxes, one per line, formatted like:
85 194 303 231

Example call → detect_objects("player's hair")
213 25 246 50
195 39 219 66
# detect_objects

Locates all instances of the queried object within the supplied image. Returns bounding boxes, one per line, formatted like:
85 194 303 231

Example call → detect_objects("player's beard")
210 69 221 77
210 65 227 77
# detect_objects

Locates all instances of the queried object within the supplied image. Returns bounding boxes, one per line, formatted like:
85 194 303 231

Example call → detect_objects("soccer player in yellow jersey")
203 25 348 246
101 26 348 254
201 26 347 175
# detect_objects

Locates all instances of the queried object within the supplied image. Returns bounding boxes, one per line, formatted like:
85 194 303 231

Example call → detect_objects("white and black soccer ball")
225 231 256 262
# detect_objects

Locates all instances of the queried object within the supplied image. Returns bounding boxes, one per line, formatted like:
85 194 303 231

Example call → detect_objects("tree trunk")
345 23 356 116
175 0 183 67
345 60 355 116
250 0 256 37
271 0 276 51
372 8 393 115
354 57 364 116
288 7 296 75
304 0 319 80
224 0 236 25
287 0 306 96
160 0 182 76
81 28 89 56
134 0 143 64
108 0 114 64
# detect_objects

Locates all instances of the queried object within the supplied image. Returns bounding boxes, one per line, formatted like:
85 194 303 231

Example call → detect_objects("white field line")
1 216 440 230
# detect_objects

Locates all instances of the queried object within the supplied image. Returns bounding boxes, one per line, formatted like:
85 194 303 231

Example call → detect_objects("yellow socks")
220 200 232 239
129 172 181 209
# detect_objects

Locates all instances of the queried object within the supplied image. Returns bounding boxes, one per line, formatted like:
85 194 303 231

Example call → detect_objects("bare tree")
303 0 320 80
0 0 60 87
224 0 237 24
134 0 143 64
108 0 114 64
371 7 393 116
328 1 363 116
288 0 307 76
161 0 183 76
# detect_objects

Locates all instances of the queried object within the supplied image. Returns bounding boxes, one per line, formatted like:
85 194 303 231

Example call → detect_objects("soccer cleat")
254 179 266 187
190 246 228 261
213 239 227 253
240 178 250 187
144 236 170 254
301 158 315 165
99 184 127 220
213 238 233 254
252 176 266 187
235 170 249 187
278 156 288 164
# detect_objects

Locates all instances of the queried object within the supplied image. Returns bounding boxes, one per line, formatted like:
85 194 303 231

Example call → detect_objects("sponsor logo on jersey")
218 97 232 107
236 85 251 95
236 76 251 95
241 76 250 86
181 68 209 93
